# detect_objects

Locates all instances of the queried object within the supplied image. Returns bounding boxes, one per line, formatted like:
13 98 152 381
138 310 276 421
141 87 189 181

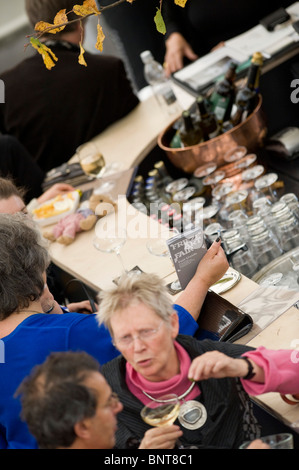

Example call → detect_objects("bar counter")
46 94 299 433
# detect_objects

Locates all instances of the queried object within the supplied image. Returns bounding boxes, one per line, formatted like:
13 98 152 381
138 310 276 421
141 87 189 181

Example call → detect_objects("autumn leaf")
30 37 58 70
35 9 68 34
73 0 100 17
95 23 105 51
154 8 166 35
174 0 188 7
78 42 87 66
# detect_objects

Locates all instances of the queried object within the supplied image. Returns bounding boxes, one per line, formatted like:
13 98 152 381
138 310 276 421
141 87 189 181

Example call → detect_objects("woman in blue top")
0 213 228 449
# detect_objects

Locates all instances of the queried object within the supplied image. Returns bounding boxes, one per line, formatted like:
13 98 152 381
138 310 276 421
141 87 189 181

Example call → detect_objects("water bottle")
140 50 180 115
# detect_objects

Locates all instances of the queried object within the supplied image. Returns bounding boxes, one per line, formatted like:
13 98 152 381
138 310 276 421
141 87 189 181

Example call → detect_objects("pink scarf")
126 341 200 405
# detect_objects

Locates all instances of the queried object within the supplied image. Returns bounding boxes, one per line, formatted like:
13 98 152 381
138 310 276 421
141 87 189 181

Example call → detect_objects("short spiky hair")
25 0 79 36
97 272 175 334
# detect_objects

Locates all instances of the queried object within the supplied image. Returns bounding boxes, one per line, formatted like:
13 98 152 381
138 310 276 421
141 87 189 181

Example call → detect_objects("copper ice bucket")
157 95 267 174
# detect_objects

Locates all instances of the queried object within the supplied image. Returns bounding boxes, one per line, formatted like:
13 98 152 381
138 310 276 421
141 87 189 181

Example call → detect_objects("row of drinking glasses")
204 192 299 278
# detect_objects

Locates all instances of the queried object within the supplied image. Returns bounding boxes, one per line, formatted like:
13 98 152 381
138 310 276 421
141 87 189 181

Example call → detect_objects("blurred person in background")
162 0 293 74
0 0 139 172
99 0 165 90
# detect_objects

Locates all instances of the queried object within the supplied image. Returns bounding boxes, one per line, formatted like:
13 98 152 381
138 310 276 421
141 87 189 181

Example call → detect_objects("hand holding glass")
141 394 180 427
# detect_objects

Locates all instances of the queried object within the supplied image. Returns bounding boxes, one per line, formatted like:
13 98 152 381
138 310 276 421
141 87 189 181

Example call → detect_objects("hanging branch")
26 0 188 69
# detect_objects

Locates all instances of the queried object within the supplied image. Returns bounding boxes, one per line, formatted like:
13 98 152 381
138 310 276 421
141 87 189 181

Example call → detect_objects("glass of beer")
77 142 106 179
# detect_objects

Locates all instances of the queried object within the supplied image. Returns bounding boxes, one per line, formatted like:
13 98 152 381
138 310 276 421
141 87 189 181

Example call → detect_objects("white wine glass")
77 142 106 179
93 227 128 274
146 229 182 292
141 394 180 428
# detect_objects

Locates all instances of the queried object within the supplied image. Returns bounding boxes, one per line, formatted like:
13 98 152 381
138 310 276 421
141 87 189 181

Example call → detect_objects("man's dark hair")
17 351 101 449
25 0 80 37
0 177 26 202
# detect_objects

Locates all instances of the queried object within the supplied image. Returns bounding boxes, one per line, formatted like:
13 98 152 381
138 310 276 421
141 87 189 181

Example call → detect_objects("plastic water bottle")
140 50 180 115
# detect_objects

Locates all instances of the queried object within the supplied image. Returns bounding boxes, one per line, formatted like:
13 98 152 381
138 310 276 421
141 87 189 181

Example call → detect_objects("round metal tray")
252 246 299 284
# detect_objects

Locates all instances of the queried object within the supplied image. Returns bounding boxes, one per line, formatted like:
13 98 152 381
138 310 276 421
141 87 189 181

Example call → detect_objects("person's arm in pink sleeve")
241 346 299 396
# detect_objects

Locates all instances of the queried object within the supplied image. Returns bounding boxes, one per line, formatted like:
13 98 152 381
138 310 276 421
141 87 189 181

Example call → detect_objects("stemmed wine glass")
77 142 106 179
93 227 128 274
141 394 180 428
146 229 182 292
76 142 122 193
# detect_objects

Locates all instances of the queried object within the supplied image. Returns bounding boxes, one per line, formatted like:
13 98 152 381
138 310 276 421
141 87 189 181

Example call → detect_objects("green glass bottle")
230 52 263 126
196 95 220 140
210 62 238 123
179 110 204 147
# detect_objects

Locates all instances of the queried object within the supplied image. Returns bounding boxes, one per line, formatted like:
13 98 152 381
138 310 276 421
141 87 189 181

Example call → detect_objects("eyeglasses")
102 392 120 409
113 320 164 348
20 205 28 215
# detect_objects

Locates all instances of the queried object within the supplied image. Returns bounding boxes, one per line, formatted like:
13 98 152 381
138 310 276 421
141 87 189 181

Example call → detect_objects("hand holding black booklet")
166 226 253 342
166 227 207 290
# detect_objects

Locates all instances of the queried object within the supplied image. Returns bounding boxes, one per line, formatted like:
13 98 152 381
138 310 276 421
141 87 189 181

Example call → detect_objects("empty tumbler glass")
222 229 258 278
254 172 279 202
280 193 299 220
276 216 299 252
241 164 265 211
227 210 250 247
250 226 283 268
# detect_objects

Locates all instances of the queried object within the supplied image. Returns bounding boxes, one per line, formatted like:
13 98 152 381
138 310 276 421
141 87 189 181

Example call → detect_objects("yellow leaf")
34 9 68 34
154 8 166 35
54 9 68 26
73 0 100 17
95 23 105 51
30 37 58 70
35 21 64 34
174 0 188 7
78 42 87 66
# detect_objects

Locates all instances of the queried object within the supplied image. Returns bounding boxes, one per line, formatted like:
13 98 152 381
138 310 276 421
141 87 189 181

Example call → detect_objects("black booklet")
166 226 207 290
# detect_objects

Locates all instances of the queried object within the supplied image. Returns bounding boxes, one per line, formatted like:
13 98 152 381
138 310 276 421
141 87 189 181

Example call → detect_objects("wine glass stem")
115 250 128 274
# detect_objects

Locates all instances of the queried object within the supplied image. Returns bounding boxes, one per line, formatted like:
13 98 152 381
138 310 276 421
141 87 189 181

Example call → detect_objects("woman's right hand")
194 239 229 289
138 425 183 449
174 239 229 321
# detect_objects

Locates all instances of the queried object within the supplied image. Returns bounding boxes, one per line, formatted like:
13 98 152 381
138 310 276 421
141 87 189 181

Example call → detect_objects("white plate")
32 191 80 227
209 271 241 294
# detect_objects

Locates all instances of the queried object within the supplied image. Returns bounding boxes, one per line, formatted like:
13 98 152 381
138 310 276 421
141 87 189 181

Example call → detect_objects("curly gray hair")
0 213 50 319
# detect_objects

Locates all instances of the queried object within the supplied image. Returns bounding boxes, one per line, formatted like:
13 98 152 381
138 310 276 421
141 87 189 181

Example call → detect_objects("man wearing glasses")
17 351 123 449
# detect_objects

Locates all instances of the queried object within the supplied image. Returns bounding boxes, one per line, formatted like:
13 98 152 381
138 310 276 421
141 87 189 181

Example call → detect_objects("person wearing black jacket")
0 0 139 172
162 0 294 74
